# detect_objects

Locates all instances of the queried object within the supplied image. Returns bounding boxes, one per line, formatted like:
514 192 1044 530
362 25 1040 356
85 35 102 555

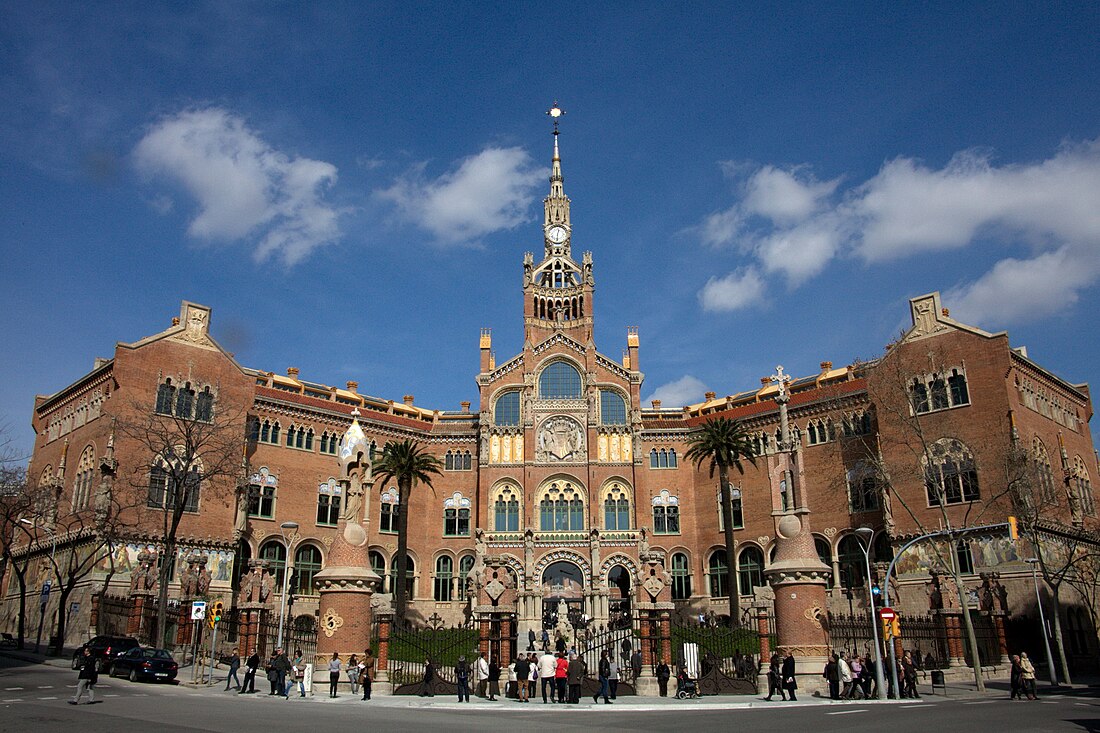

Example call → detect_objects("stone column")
756 606 772 661
658 611 672 668
639 610 653 668
313 520 380 663
992 612 1010 665
939 610 966 667
500 616 514 664
765 511 832 697
374 613 392 683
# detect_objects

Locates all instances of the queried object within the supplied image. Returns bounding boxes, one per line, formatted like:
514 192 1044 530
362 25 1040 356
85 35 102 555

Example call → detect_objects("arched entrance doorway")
607 564 632 630
542 560 585 630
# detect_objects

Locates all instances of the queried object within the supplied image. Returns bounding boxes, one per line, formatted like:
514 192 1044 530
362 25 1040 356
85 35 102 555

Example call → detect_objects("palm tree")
684 417 757 624
372 439 442 624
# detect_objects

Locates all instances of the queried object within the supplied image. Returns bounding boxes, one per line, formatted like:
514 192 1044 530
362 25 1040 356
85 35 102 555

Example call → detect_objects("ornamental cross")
546 101 565 132
771 365 791 400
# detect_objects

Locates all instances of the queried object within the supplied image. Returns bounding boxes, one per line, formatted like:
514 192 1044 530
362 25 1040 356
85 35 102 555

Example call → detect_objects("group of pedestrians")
822 650 878 700
1010 652 1038 700
762 651 799 701
323 649 375 699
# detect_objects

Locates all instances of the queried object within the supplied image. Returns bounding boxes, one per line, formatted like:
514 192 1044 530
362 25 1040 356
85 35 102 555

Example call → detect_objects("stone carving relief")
535 415 585 462
129 551 159 595
321 608 344 637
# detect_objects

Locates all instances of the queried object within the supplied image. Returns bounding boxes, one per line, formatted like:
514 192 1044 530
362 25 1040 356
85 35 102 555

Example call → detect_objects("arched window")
837 535 864 590
379 487 399 533
457 554 475 600
708 549 728 598
155 379 175 415
737 546 764 596
1074 457 1095 516
670 552 692 600
260 540 287 588
73 445 95 510
248 467 277 519
539 480 584 531
603 482 631 531
294 545 322 595
316 479 341 526
600 390 627 425
955 539 974 575
538 361 583 399
175 382 196 419
443 493 471 537
494 391 521 426
493 485 520 532
1033 438 1056 504
930 375 949 410
652 490 680 534
815 537 834 588
195 386 214 421
369 551 386 592
390 555 415 600
948 369 969 406
924 438 980 505
147 459 200 512
847 462 881 513
434 556 454 602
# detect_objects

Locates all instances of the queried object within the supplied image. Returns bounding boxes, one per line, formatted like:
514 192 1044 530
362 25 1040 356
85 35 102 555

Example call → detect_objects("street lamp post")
854 527 888 700
20 519 56 655
1025 558 1058 687
276 521 298 649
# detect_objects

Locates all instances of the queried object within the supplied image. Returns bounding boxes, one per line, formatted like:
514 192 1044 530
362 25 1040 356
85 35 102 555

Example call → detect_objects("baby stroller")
676 674 701 699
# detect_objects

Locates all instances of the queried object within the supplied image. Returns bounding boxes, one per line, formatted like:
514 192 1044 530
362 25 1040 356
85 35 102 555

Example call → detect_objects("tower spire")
547 101 565 197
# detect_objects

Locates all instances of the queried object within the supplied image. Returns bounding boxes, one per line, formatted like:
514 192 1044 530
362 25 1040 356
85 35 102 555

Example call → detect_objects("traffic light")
1008 515 1019 541
208 600 224 629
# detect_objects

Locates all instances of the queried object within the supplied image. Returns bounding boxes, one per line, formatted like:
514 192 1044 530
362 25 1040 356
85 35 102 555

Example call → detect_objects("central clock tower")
522 113 594 346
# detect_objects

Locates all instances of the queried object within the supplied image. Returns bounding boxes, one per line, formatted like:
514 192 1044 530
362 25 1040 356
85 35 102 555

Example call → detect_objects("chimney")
704 391 716 401
287 367 300 379
346 381 358 394
820 361 833 371
942 308 950 317
461 401 471 413
172 317 180 326
403 395 414 406
651 399 662 410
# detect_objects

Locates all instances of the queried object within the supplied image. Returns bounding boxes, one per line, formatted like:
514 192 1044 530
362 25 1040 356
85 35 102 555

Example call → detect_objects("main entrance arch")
542 560 585 628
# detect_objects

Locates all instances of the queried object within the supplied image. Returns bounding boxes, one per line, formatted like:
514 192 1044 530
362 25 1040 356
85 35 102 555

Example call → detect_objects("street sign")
39 581 51 608
879 607 895 620
191 601 207 620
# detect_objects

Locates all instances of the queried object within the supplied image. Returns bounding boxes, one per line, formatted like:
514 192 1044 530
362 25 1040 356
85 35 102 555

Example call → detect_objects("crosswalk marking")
827 709 868 715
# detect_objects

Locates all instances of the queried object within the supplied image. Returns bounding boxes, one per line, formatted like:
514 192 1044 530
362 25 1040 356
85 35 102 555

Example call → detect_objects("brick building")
5 125 1098 671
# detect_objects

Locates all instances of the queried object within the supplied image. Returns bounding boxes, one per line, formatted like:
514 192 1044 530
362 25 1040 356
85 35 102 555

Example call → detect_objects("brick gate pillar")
658 611 672 669
992 612 1010 665
127 594 148 637
312 520 380 669
939 610 966 667
756 605 772 661
374 613 392 683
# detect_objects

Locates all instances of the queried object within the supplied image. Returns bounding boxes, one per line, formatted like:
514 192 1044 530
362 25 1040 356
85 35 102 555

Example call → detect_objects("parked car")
71 635 140 672
109 647 179 683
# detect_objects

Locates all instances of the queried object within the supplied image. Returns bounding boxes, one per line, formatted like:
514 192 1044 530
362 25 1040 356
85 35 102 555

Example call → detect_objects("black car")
72 635 140 672
109 647 179 683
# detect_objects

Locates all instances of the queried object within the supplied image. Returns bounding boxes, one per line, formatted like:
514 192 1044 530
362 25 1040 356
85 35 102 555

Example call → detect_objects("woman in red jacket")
554 653 569 704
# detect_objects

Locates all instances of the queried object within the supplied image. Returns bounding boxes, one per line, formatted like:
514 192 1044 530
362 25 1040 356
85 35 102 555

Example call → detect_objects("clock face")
547 226 568 244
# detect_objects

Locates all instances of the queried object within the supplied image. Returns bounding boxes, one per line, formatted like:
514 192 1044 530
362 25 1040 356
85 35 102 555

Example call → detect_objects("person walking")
487 656 501 701
528 652 538 699
608 654 620 700
69 647 98 705
455 655 471 702
594 649 612 704
764 651 784 701
541 628 550 651
782 652 798 701
289 648 306 697
418 657 436 697
272 647 292 699
652 658 669 697
224 648 242 692
359 648 375 700
1009 654 1023 700
566 652 585 704
901 651 919 699
1020 652 1037 700
476 652 490 698
554 652 569 703
515 653 530 702
240 648 260 694
838 652 853 699
538 649 557 703
327 652 342 698
630 648 642 682
823 653 839 700
347 654 360 697
506 657 517 699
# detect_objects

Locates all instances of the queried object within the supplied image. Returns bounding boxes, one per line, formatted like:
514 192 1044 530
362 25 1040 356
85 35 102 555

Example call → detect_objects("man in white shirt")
476 652 490 698
538 650 558 703
838 652 853 699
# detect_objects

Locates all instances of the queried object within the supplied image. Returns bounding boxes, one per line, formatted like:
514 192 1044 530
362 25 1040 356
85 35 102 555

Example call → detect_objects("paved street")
2 653 1099 733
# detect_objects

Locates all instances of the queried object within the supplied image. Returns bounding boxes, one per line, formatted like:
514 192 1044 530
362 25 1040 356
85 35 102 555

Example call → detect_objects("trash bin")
930 669 946 695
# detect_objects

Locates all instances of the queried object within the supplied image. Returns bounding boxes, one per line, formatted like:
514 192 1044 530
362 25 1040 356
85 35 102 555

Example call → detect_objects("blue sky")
2 2 1099 461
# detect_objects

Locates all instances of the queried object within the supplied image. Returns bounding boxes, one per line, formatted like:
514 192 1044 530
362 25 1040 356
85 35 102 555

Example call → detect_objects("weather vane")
546 101 565 134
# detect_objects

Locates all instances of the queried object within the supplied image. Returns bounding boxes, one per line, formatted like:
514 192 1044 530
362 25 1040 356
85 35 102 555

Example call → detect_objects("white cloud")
378 147 542 245
696 137 1100 325
644 375 708 408
699 267 766 312
134 108 341 266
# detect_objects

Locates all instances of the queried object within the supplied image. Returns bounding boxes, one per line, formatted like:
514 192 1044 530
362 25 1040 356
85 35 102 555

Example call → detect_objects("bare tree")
0 472 35 648
113 398 246 647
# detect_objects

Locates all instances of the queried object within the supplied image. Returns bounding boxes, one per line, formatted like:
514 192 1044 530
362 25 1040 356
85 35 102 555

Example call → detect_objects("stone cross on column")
771 365 794 454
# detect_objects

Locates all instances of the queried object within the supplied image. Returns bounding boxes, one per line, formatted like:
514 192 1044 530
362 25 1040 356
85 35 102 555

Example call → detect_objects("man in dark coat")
240 648 260 694
656 659 671 697
418 658 436 697
566 653 585 704
764 651 785 701
782 652 798 701
271 647 292 698
224 648 241 691
594 650 612 704
630 649 642 681
69 647 98 704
